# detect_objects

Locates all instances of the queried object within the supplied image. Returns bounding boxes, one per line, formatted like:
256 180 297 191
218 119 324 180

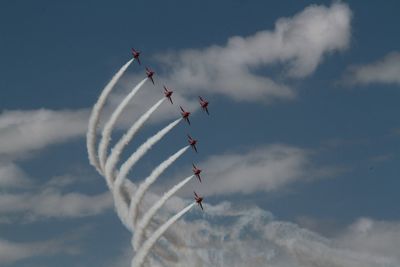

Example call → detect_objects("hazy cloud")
345 51 400 86
110 196 399 267
161 144 336 197
0 3 352 163
180 207 398 266
0 237 78 264
0 169 112 222
335 217 400 263
0 109 89 158
152 2 351 103
0 189 112 221
0 161 31 188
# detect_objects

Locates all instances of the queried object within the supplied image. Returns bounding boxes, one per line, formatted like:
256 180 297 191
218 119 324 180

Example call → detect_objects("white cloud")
0 109 89 158
92 160 397 267
151 2 351 103
0 189 112 220
198 145 309 195
108 192 400 267
0 2 352 162
161 144 336 197
0 86 194 164
335 217 400 263
0 108 114 222
345 51 400 86
0 237 78 265
171 207 399 266
0 161 31 188
0 169 113 222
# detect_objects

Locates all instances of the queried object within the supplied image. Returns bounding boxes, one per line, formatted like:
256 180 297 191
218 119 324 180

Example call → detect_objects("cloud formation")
0 170 113 222
345 51 400 86
140 202 399 267
106 193 400 267
0 3 353 162
0 237 78 265
154 2 351 102
0 189 112 221
0 109 89 158
0 162 31 188
162 144 336 197
335 217 400 263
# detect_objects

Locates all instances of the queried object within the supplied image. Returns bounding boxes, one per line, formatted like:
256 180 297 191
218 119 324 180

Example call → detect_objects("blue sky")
1 1 400 266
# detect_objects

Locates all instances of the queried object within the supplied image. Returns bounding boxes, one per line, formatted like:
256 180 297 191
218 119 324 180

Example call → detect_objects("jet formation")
132 48 211 210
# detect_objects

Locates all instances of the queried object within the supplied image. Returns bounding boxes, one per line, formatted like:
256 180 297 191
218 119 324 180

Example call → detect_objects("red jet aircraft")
192 163 202 182
163 86 173 104
187 135 198 153
199 96 209 115
180 106 191 125
146 67 155 85
131 48 141 65
194 191 204 210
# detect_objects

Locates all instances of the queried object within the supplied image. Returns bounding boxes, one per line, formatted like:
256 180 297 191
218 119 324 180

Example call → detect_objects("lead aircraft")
131 48 141 64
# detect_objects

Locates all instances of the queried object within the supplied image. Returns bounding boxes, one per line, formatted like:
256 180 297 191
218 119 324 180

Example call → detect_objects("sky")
1 0 400 266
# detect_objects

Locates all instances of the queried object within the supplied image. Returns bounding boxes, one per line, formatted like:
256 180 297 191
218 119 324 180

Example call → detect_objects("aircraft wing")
199 202 204 210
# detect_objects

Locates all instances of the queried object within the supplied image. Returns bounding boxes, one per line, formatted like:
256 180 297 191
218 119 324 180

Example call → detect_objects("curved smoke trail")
129 146 190 231
112 177 137 231
114 118 182 191
131 202 196 267
134 175 194 249
87 59 133 175
98 78 148 176
87 59 199 265
105 98 166 182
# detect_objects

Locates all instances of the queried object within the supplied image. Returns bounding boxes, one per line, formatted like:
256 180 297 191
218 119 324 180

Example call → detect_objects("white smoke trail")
112 178 137 231
131 202 196 267
104 98 166 183
129 146 190 232
98 78 148 177
86 59 133 174
134 175 194 249
114 118 182 190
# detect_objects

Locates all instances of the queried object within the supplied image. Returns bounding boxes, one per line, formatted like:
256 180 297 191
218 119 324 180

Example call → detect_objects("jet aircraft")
192 163 202 182
146 67 155 84
199 96 209 115
187 135 198 153
194 191 204 210
180 106 191 125
164 86 173 104
131 48 141 64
